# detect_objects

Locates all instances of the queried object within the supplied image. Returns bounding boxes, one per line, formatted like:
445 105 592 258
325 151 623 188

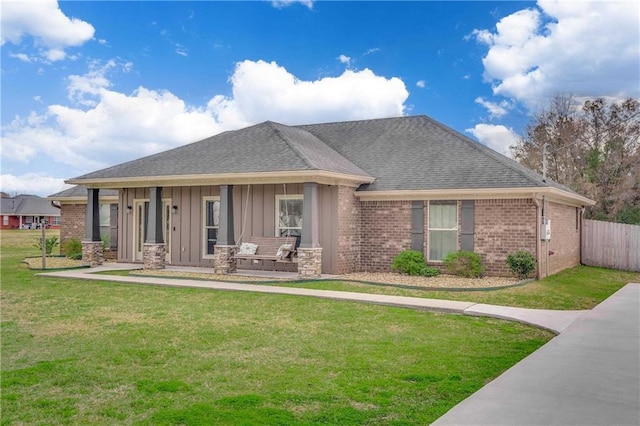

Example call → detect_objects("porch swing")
234 184 298 270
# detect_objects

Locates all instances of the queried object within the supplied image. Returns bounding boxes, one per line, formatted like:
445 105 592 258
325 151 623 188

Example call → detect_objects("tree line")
512 96 640 224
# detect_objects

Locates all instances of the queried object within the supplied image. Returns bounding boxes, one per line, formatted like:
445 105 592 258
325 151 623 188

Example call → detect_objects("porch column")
144 187 166 270
298 182 322 279
82 188 104 267
214 184 236 274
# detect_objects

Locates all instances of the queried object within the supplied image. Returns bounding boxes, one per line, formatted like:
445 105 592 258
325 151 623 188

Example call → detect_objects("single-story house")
47 186 119 256
60 115 595 278
0 194 61 230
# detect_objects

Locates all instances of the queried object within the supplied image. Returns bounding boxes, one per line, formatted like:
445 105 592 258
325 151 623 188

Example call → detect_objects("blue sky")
1 0 638 196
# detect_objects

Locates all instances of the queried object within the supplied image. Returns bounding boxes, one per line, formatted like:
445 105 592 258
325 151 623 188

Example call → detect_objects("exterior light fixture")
172 205 178 214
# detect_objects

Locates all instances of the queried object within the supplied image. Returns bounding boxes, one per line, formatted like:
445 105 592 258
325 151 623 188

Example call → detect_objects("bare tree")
512 96 640 223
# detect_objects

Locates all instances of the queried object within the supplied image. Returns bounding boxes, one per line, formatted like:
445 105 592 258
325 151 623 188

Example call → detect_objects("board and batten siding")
118 184 339 273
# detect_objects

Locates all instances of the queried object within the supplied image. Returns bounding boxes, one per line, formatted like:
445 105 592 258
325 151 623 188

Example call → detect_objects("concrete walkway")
40 265 586 333
433 283 640 425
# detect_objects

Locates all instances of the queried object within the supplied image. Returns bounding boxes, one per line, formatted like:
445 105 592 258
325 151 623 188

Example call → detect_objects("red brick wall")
1 215 21 229
60 204 86 252
540 202 581 276
474 199 538 277
360 200 412 272
336 186 361 274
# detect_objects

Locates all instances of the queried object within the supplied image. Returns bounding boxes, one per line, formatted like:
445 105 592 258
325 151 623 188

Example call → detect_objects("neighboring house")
47 186 119 254
63 115 595 278
0 194 61 230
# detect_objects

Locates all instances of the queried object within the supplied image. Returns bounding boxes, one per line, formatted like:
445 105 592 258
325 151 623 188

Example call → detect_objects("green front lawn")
1 230 552 424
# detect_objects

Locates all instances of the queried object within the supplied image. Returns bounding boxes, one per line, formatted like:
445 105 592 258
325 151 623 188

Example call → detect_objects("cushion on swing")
238 242 258 255
276 244 293 258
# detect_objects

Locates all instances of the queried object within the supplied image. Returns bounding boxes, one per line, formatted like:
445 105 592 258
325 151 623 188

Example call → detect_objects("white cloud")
218 60 408 126
0 173 71 197
271 1 314 10
416 80 426 89
474 97 511 119
9 52 32 62
472 0 639 109
466 124 520 157
338 54 351 65
1 59 408 190
1 0 95 62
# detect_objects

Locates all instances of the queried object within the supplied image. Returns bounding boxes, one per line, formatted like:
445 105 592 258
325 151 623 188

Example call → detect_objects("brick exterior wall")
540 202 581 277
474 199 538 277
60 204 86 253
336 186 361 274
360 200 412 272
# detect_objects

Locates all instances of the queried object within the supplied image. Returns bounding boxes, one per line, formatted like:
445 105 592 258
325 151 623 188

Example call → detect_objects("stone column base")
143 243 166 270
297 247 323 279
82 241 104 267
214 245 237 275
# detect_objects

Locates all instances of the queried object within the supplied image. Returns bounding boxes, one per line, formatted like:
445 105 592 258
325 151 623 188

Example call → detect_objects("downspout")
579 206 586 265
533 195 542 280
542 195 549 278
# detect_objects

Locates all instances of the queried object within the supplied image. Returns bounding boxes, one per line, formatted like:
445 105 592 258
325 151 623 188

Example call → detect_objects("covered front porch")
81 182 326 278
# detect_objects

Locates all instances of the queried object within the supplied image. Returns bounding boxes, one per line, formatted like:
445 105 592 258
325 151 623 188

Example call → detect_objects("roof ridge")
266 121 318 170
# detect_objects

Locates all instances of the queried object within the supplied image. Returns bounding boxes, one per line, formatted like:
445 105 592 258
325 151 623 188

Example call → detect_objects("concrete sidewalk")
40 266 586 333
433 283 640 425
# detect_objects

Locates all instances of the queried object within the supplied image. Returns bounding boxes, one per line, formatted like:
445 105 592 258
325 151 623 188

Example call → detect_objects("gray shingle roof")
73 121 370 180
48 186 118 199
0 195 60 216
69 115 577 194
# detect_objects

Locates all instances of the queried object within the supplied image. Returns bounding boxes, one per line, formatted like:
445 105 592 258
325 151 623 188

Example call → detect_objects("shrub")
62 238 83 260
33 236 59 256
443 251 485 278
391 250 441 277
506 250 536 279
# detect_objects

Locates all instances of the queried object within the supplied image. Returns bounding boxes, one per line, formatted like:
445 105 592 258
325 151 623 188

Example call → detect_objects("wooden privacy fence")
582 220 640 272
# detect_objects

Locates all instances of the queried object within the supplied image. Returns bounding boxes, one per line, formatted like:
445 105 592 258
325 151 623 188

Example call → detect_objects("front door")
134 199 171 262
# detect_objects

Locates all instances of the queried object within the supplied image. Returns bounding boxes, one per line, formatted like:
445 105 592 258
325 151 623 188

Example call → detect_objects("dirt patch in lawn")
23 256 85 270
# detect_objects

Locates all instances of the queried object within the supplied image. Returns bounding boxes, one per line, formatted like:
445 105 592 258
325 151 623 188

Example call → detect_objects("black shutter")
460 200 474 251
411 201 424 252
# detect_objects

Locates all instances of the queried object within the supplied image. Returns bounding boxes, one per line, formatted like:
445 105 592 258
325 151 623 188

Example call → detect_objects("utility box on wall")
541 220 551 241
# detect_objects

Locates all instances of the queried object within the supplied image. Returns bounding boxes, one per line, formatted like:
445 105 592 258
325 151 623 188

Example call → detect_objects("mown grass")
1 230 552 424
281 266 640 310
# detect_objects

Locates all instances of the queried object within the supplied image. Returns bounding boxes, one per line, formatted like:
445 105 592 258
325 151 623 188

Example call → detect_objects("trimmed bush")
391 250 441 277
506 250 536 279
62 238 83 260
443 251 485 278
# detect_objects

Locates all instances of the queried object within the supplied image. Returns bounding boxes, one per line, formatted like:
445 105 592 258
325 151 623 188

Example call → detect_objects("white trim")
202 196 220 259
275 194 303 237
355 187 595 207
67 170 374 189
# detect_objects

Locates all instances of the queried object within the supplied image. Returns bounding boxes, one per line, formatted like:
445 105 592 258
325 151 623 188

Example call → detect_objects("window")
203 197 220 256
52 216 60 225
276 195 303 237
99 203 111 240
3 215 8 226
428 201 458 261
